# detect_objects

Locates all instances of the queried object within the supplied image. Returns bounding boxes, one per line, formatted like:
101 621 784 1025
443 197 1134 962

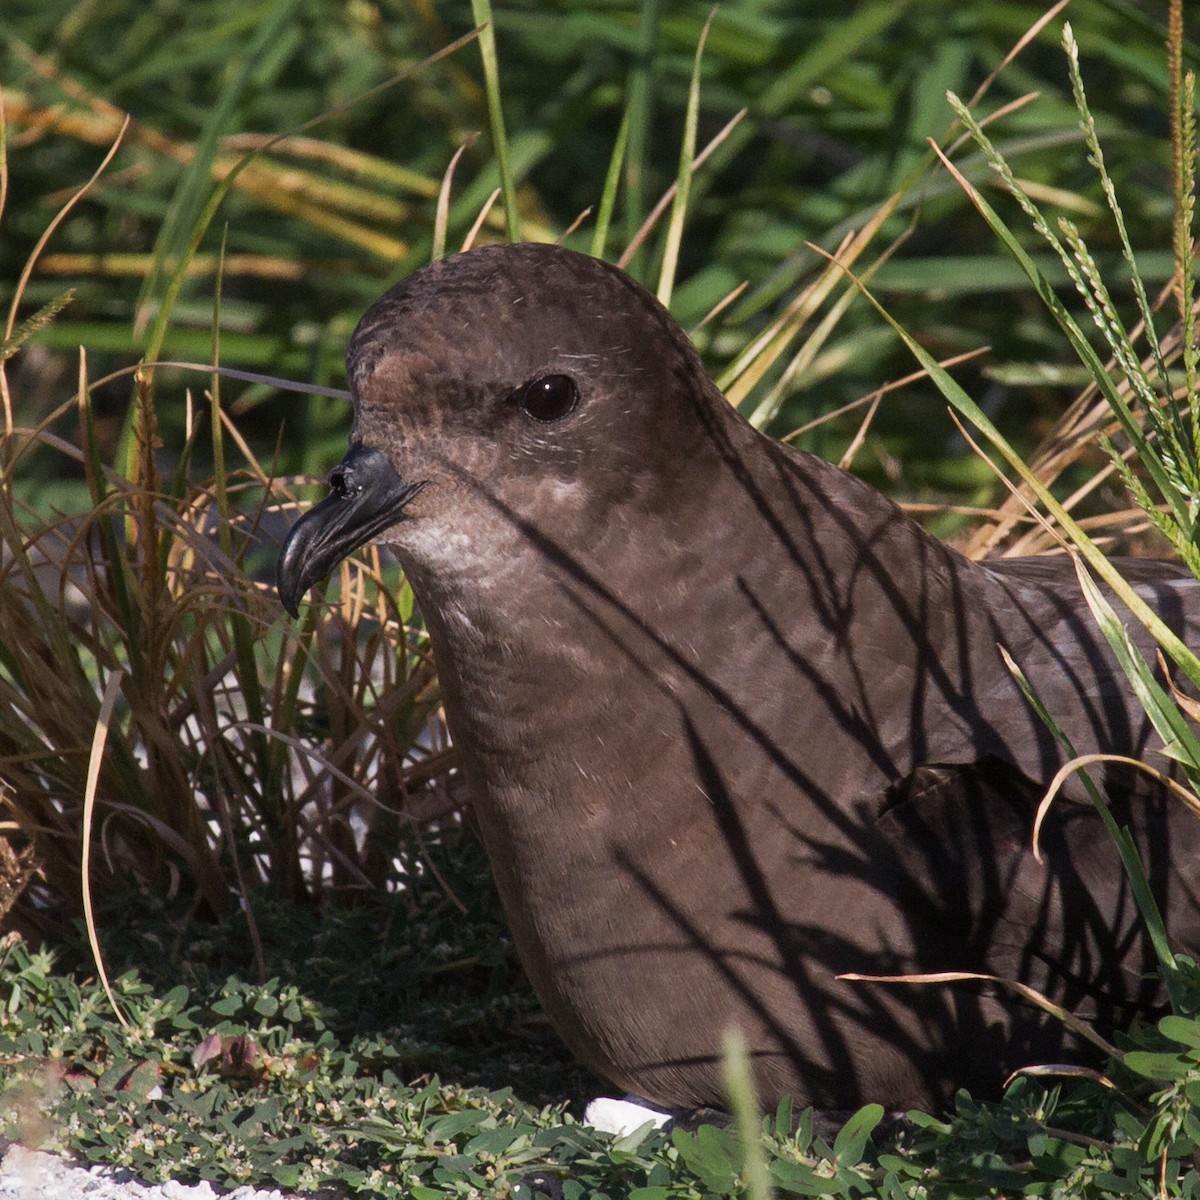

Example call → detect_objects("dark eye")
514 374 579 423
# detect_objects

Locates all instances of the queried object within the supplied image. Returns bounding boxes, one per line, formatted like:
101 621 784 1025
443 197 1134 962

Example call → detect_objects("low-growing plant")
10 905 1200 1197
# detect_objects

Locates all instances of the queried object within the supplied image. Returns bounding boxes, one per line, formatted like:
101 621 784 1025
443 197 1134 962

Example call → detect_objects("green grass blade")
945 99 1195 535
721 1028 772 1200
1071 559 1200 781
657 10 713 309
941 101 1189 527
1064 24 1172 396
135 0 303 335
1052 217 1195 505
590 105 632 260
469 0 519 243
621 0 662 277
136 29 481 379
1001 643 1181 1006
757 0 909 120
674 0 909 266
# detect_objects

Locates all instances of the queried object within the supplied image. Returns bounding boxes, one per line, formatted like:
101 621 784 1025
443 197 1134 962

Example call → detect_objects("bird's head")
277 242 725 616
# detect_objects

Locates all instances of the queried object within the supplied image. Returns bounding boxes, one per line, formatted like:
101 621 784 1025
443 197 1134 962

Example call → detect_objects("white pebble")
583 1095 672 1136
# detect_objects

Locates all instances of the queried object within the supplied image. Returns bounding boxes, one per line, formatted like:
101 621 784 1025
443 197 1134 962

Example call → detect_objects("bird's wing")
861 554 1200 1041
961 555 1200 778
870 755 1200 1029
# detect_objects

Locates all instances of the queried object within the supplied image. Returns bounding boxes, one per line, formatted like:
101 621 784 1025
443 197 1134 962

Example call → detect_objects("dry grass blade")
837 393 883 471
1159 648 1200 724
221 132 441 198
433 139 475 262
2 114 127 435
223 721 380 808
35 251 351 280
86 359 351 402
5 81 560 251
723 3 1075 435
1 328 452 927
617 107 746 270
462 189 501 252
951 421 1154 557
557 207 593 243
839 969 1121 1059
0 87 9 424
745 213 918 430
935 67 1195 561
964 1 1069 110
4 117 128 344
691 280 748 334
1006 1064 1116 1090
0 84 8 229
1032 753 1200 863
946 410 1069 555
783 348 989 442
720 200 896 408
81 669 131 1030
814 234 1200 718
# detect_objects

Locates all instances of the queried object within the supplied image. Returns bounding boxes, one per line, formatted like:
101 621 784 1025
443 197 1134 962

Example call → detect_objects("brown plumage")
278 242 1200 1112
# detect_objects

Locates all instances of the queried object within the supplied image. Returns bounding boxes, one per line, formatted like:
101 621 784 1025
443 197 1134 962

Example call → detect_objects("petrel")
278 242 1200 1112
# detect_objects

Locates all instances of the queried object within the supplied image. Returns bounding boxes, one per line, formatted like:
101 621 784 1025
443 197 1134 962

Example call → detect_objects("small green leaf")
774 1093 794 1139
770 1157 840 1195
672 1124 736 1192
1123 1049 1192 1080
429 1109 490 1140
832 1103 883 1164
611 1121 659 1154
1160 1014 1200 1049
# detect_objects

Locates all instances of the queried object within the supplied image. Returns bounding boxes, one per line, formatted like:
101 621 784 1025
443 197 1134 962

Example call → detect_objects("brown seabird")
278 241 1200 1112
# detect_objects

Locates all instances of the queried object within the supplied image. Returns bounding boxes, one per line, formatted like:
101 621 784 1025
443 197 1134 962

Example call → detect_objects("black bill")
277 443 425 617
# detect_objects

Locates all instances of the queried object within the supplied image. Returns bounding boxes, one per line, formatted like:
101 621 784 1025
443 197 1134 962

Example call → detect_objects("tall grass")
0 145 449 933
0 356 448 930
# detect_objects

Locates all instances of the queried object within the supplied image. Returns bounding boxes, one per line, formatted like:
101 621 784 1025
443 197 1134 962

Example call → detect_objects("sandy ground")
0 1145 301 1200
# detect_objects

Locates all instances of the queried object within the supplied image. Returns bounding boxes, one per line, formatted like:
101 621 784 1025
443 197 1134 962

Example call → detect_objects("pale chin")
390 514 531 587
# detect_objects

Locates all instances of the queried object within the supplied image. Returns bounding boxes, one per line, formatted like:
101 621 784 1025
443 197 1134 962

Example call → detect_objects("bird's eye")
514 374 579 423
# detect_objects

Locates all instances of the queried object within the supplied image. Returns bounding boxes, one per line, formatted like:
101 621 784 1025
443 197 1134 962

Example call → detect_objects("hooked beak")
277 443 425 617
